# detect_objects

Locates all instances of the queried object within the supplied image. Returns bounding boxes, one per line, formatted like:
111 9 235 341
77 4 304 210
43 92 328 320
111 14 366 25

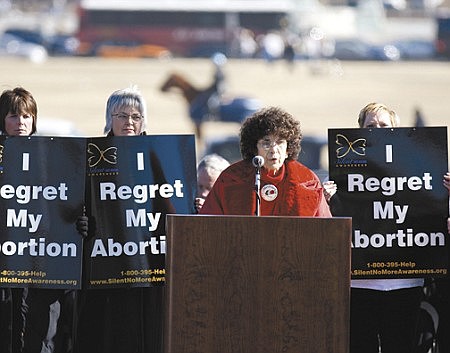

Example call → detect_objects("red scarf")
200 159 331 217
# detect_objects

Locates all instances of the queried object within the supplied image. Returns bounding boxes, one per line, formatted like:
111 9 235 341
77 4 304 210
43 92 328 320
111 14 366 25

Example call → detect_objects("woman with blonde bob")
357 102 400 128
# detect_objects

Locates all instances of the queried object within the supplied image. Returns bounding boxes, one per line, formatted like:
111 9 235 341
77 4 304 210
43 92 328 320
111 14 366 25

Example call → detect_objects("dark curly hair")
239 106 302 161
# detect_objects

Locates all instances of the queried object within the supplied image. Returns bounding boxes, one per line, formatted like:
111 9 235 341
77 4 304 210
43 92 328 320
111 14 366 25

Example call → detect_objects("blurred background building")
1 0 450 61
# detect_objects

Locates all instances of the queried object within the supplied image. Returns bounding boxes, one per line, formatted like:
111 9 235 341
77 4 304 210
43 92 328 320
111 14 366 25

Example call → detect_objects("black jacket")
0 287 75 353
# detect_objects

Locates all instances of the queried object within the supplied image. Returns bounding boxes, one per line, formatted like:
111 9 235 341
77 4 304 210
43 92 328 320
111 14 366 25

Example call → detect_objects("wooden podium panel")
165 215 352 353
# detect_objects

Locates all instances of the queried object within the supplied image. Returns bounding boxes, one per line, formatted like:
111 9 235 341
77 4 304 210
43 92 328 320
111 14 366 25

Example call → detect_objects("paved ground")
1 57 449 159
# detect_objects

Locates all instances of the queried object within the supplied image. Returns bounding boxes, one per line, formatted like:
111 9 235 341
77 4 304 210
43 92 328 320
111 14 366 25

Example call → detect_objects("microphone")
252 156 264 216
252 155 264 168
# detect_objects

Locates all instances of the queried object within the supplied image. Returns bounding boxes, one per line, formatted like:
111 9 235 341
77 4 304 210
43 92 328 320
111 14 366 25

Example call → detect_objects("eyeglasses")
112 113 143 122
258 138 287 150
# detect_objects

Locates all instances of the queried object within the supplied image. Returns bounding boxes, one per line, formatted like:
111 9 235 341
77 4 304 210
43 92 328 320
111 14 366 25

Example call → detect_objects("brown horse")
160 72 261 139
160 73 210 105
160 72 217 138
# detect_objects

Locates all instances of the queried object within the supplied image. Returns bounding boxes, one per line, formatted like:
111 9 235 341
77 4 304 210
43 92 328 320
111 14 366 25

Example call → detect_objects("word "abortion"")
0 237 76 256
353 228 445 248
90 235 165 257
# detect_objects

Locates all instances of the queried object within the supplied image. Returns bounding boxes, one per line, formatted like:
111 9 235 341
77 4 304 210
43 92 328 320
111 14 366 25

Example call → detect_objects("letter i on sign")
385 145 393 163
137 152 145 171
22 153 30 171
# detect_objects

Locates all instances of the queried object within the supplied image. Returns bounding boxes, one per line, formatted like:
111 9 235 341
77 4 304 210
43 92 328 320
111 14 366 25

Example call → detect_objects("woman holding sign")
0 87 78 353
328 102 424 353
103 86 147 137
352 103 425 353
75 86 165 353
0 87 37 136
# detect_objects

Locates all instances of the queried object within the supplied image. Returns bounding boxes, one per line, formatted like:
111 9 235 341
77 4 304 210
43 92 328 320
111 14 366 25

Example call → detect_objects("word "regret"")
348 173 432 196
99 180 184 204
0 183 68 204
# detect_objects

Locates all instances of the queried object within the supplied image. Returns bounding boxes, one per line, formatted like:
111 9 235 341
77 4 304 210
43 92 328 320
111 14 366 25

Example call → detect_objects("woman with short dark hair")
0 87 37 136
0 86 76 353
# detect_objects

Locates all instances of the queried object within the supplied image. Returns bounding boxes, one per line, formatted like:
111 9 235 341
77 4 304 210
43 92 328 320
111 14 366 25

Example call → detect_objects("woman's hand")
194 197 205 213
444 172 450 193
322 180 337 203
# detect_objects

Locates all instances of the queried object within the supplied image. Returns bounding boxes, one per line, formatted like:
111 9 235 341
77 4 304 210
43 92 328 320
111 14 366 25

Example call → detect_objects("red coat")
200 159 331 217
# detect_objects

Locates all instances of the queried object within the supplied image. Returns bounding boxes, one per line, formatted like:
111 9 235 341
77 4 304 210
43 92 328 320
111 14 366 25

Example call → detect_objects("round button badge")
261 184 278 201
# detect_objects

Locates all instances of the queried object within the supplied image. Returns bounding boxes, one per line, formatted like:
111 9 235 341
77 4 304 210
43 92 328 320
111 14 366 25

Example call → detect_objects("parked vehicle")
3 28 45 46
0 33 48 62
3 28 79 56
436 9 450 59
329 38 401 61
392 39 435 60
47 34 80 56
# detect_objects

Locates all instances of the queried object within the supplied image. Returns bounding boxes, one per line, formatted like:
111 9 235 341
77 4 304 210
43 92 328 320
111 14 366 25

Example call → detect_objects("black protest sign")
328 127 448 279
0 136 85 289
84 135 196 289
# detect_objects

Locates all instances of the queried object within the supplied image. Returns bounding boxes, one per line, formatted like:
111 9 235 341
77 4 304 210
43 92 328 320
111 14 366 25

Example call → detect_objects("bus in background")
76 0 294 58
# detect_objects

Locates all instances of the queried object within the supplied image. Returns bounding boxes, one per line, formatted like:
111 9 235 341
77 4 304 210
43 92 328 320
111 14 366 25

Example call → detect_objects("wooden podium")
165 215 352 353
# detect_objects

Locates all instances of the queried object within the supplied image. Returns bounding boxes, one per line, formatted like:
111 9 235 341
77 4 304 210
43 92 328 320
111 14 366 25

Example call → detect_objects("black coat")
0 287 75 353
74 286 164 353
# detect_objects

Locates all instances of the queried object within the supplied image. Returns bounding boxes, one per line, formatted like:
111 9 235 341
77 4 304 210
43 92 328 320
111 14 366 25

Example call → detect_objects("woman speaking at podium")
199 106 331 217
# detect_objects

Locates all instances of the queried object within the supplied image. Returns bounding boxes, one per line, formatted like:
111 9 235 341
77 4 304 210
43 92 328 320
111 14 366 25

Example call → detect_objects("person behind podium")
194 153 230 212
199 106 331 217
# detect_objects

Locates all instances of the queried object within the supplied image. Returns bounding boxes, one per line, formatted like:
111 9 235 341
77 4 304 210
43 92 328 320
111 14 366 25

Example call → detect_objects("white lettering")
348 173 433 196
137 152 144 170
28 213 42 232
126 209 146 227
352 229 445 248
385 145 393 163
0 238 76 256
0 183 68 204
373 201 409 224
6 209 43 232
147 212 161 231
126 210 161 231
91 239 108 256
100 180 184 204
22 153 29 171
90 236 166 257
